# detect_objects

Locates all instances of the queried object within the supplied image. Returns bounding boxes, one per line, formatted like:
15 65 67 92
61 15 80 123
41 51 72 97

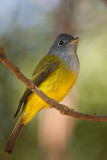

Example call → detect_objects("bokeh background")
0 0 107 160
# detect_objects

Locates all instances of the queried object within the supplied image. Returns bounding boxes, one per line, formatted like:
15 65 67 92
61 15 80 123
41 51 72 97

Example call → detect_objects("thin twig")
0 44 107 122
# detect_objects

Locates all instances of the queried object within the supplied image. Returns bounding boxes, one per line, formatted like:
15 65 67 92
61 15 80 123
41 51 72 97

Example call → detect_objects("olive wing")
14 55 59 117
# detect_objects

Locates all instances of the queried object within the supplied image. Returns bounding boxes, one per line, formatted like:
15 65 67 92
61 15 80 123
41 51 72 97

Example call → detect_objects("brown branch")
0 45 107 122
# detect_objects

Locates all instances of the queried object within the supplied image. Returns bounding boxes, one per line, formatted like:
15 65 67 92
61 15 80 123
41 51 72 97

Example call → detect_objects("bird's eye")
58 41 64 46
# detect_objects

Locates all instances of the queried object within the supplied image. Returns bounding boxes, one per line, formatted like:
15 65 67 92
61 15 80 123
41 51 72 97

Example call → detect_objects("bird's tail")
5 114 24 154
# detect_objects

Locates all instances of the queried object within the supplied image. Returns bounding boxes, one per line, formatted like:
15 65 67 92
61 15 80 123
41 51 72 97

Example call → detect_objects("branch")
0 45 107 122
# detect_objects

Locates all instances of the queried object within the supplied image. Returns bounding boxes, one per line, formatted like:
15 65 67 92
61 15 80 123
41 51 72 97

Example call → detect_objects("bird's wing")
14 55 59 117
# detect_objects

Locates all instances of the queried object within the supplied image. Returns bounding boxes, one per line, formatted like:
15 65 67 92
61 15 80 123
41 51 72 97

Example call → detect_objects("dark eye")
58 40 64 46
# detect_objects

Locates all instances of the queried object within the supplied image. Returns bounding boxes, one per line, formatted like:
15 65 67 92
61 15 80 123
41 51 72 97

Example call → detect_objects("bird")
5 34 80 154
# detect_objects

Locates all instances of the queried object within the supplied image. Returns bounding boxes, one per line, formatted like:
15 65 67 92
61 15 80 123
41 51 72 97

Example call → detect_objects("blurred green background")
0 0 107 160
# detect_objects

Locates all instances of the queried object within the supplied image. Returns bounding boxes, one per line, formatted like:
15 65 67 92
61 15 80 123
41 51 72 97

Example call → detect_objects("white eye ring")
58 40 64 46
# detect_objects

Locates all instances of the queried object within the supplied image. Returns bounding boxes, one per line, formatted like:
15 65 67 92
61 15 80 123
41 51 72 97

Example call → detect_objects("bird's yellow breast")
22 62 77 124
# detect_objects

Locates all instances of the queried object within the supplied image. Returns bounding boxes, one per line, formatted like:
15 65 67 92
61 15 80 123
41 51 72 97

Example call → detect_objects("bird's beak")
68 37 79 45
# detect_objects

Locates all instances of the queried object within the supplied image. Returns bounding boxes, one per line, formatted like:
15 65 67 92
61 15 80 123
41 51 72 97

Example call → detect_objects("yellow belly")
22 63 77 125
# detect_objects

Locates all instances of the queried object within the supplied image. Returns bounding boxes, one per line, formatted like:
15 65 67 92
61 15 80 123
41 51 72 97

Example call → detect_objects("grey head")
48 34 79 74
48 34 79 57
